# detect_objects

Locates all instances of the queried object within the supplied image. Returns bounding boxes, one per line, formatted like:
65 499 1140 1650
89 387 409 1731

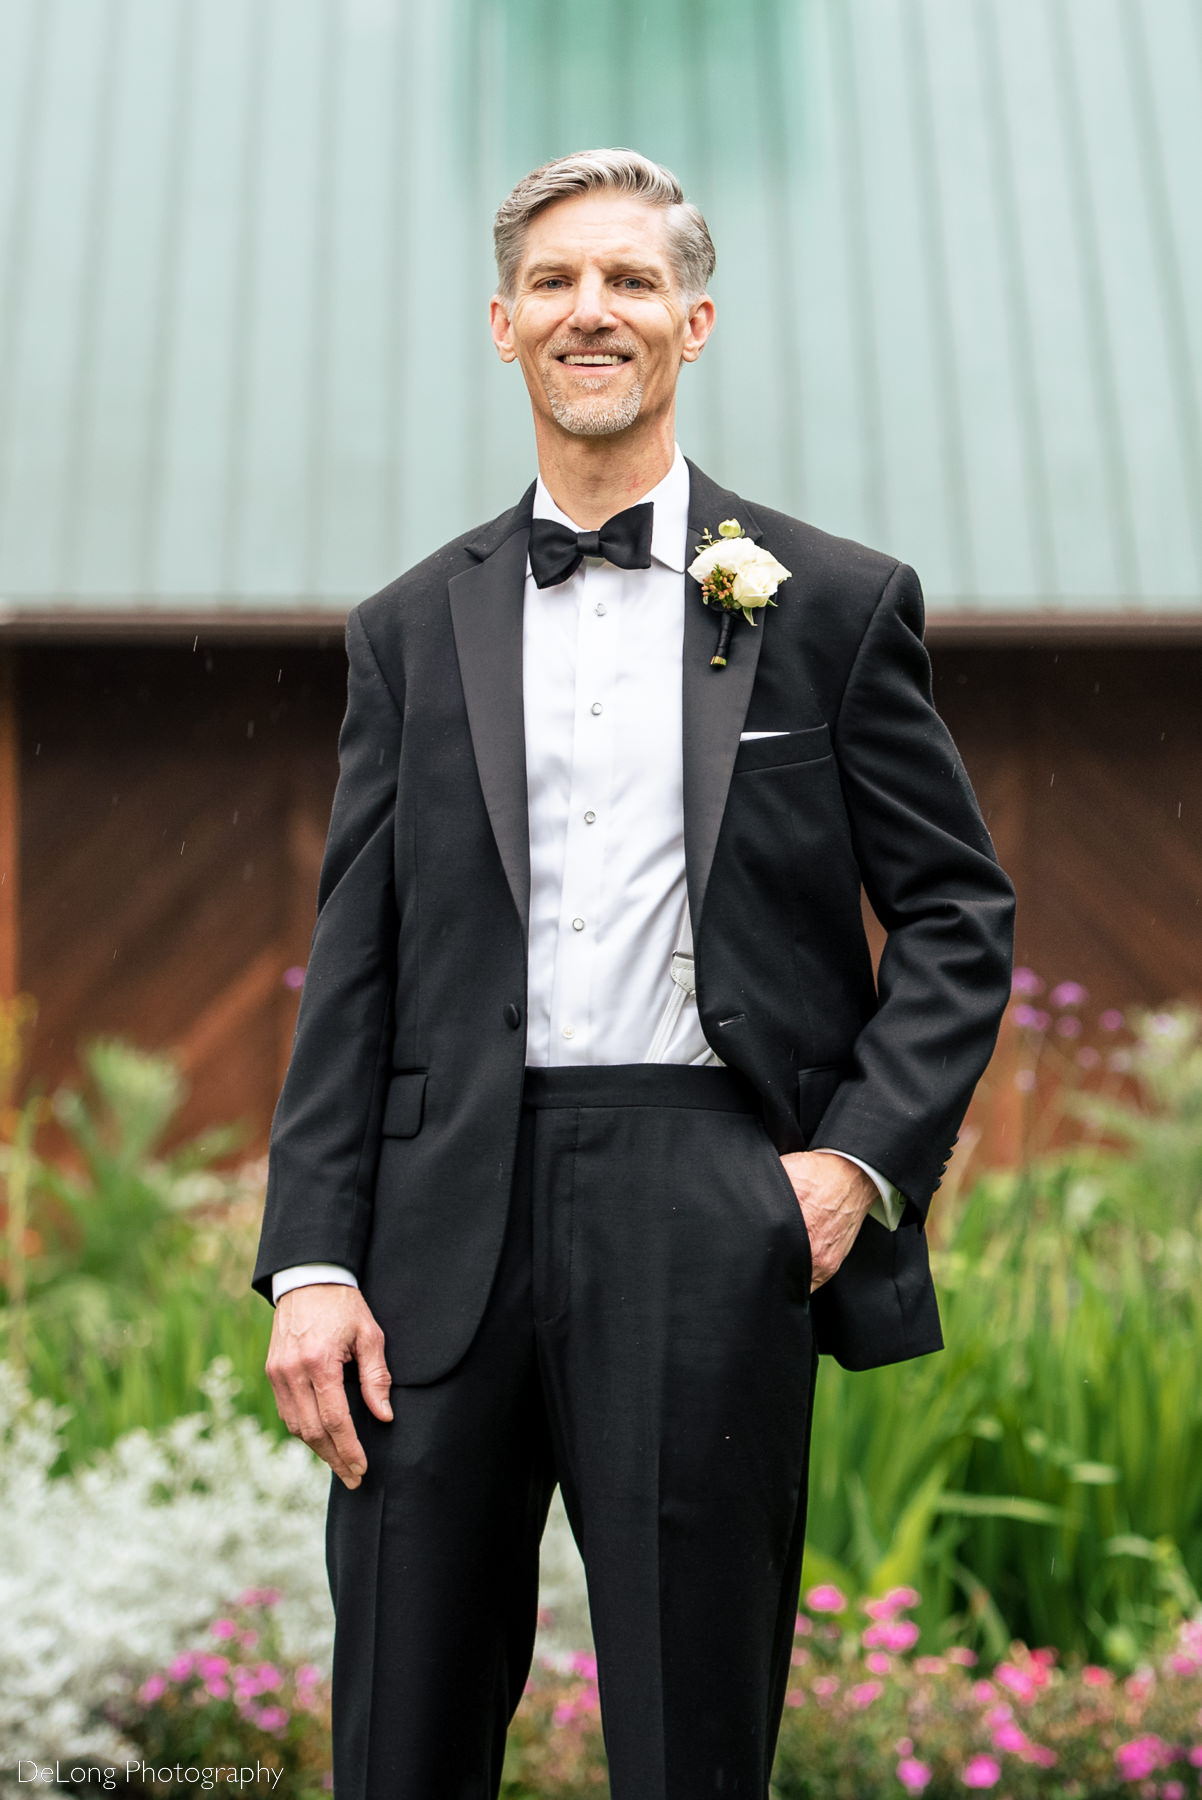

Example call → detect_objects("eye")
618 277 647 290
536 277 568 290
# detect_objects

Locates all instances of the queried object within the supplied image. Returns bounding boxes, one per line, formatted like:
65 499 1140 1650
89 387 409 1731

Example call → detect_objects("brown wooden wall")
5 637 1201 1161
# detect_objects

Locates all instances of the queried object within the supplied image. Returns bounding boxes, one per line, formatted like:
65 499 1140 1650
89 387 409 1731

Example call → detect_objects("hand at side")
266 1285 393 1488
778 1150 879 1292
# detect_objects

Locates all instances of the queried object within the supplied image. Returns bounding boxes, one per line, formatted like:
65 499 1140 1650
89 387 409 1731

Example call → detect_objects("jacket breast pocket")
732 722 832 773
382 1070 428 1137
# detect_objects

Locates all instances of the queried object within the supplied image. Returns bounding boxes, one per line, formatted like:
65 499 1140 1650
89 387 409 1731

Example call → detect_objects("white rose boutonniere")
688 520 791 667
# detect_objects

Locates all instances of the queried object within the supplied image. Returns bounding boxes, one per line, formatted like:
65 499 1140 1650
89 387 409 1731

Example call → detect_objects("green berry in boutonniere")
688 520 792 667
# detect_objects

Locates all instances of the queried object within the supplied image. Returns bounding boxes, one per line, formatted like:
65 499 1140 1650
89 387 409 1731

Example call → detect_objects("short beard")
545 373 644 437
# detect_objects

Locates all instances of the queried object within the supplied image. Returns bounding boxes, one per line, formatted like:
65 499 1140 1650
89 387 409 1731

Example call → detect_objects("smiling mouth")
557 353 631 367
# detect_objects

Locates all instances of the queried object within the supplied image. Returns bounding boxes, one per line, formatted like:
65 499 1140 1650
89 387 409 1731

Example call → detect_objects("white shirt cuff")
812 1149 906 1232
271 1263 360 1304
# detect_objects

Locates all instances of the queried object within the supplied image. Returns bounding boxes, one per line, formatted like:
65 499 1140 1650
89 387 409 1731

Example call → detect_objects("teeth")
562 354 625 365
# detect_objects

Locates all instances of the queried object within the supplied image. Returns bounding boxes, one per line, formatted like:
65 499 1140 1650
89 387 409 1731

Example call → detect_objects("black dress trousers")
326 1063 820 1800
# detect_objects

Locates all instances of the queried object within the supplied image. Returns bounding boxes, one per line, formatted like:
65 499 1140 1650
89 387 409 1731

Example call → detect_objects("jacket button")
503 1003 522 1029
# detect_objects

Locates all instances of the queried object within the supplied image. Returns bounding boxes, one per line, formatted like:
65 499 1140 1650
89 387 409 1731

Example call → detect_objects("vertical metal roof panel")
0 0 1199 619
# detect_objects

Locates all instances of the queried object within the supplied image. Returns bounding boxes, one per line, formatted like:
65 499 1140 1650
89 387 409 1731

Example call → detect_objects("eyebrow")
522 257 667 283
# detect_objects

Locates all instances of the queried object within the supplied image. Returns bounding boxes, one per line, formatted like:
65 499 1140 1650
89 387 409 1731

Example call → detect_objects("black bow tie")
528 502 654 590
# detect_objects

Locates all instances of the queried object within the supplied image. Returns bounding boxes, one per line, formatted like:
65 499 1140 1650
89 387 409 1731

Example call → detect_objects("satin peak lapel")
682 459 768 937
448 514 532 945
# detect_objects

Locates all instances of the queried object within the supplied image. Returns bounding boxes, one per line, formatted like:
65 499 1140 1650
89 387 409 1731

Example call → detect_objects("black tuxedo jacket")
252 461 1015 1382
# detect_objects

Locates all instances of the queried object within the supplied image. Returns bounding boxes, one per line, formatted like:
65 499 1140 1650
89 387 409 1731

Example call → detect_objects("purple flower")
283 966 306 991
1100 1009 1125 1031
1012 1004 1045 1030
167 1653 196 1682
138 1673 167 1704
1050 981 1089 1008
209 1618 238 1640
1011 968 1044 996
962 1753 1001 1788
256 1705 290 1733
897 1758 932 1793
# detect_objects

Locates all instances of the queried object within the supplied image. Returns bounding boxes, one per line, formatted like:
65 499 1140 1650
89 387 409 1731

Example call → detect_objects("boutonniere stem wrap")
688 520 791 667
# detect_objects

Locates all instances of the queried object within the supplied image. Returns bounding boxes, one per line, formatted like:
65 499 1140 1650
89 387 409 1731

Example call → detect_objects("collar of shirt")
526 443 689 577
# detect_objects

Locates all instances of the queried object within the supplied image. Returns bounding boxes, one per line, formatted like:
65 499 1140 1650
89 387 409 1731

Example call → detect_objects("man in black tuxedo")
254 149 1015 1799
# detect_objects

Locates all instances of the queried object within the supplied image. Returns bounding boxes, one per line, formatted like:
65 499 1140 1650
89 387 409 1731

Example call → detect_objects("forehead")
518 191 674 272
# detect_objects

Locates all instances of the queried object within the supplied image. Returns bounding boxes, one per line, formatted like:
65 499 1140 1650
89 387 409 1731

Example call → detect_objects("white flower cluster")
0 1358 331 1790
687 533 791 608
0 1357 592 1790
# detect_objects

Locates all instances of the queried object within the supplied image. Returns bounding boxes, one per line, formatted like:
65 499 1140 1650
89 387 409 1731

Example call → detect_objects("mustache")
546 336 639 360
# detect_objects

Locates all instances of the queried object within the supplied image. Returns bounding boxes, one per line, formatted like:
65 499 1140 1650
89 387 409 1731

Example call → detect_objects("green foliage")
802 1005 1202 1665
0 1031 277 1469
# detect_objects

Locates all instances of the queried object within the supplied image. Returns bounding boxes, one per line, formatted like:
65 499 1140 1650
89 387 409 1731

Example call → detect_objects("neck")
532 409 676 529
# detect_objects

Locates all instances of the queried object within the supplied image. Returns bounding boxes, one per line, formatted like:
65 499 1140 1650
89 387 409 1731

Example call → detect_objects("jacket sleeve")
251 606 402 1303
812 560 1016 1218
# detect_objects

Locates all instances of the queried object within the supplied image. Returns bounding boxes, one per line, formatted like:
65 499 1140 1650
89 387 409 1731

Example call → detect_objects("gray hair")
493 148 716 306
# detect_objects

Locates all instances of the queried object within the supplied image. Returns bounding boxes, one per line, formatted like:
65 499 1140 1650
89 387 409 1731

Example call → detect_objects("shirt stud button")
590 701 603 716
572 917 585 931
584 810 596 823
562 1025 575 1039
595 602 607 615
503 1002 522 1029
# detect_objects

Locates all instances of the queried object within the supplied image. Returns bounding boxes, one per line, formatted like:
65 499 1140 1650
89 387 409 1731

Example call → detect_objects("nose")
567 267 617 334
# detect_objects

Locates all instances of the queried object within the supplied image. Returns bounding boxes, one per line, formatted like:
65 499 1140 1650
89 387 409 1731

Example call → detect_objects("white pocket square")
739 730 789 739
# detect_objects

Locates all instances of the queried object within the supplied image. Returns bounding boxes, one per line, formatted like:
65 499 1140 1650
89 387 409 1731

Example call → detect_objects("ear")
680 295 716 364
489 295 518 363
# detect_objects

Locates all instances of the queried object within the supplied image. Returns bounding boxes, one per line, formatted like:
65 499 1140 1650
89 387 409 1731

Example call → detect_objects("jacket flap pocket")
797 1062 847 1140
733 722 831 773
382 1071 428 1137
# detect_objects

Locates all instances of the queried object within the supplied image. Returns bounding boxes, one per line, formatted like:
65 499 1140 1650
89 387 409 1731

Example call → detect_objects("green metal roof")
1 0 1199 627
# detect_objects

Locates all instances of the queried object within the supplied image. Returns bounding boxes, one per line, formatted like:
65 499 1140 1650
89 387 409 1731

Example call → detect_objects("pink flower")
238 1629 259 1650
793 1612 813 1636
962 1753 1001 1788
1077 1046 1101 1068
790 1647 810 1667
283 966 306 991
813 1676 840 1698
864 1620 920 1652
1011 968 1044 996
972 1680 996 1703
914 1656 946 1676
1189 1747 1202 1768
1125 1670 1156 1702
235 1587 282 1608
1100 1009 1124 1030
850 1681 883 1708
785 1690 805 1708
897 1758 931 1793
895 1738 914 1756
198 1654 229 1680
256 1706 289 1732
1021 1743 1058 1768
254 1663 283 1691
991 1721 1027 1752
867 1652 894 1675
948 1647 978 1667
209 1618 238 1639
203 1677 230 1700
1055 1015 1083 1037
1115 1735 1172 1781
167 1653 196 1682
1050 981 1088 1008
1161 1782 1185 1800
805 1584 847 1614
1029 1647 1057 1668
1082 1664 1113 1687
568 1650 598 1682
138 1673 167 1704
995 1662 1039 1703
1166 1653 1196 1676
1012 1005 1045 1030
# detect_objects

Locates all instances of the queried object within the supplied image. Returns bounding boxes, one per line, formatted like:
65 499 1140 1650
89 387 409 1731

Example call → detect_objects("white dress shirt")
272 448 901 1303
